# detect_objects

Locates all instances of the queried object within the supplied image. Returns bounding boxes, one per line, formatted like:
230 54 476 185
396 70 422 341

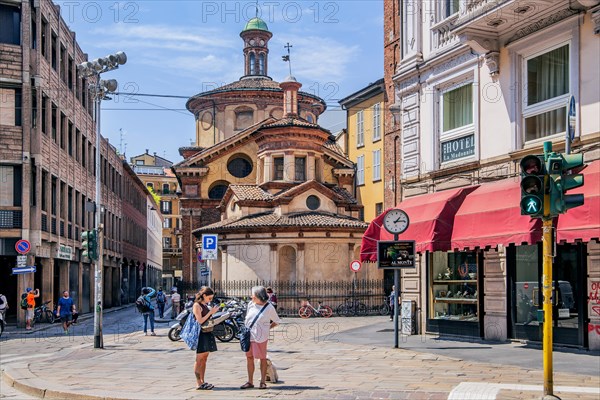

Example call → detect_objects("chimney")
279 76 302 118
145 149 149 154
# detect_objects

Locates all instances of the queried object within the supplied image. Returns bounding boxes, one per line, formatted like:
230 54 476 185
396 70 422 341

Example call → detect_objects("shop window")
0 4 21 45
430 251 479 322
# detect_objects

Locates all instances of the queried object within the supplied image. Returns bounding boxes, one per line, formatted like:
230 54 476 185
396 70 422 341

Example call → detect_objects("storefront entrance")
509 243 587 347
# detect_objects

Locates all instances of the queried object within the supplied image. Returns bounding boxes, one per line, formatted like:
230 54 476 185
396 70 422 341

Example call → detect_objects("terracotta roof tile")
324 140 346 156
263 117 320 128
330 186 358 204
195 211 368 233
229 185 274 201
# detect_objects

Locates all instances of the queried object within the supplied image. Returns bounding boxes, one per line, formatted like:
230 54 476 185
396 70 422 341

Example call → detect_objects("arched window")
208 181 229 200
258 53 265 75
249 53 256 75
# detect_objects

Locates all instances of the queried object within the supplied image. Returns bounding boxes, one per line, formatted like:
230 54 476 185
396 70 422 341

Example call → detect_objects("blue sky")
58 1 383 163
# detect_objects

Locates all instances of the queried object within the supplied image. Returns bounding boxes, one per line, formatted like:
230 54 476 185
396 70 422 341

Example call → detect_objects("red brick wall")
383 0 401 209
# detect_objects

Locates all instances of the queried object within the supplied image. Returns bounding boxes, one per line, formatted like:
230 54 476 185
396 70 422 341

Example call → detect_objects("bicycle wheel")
45 310 55 323
335 304 346 317
379 303 390 316
320 305 333 318
357 303 368 316
298 306 312 318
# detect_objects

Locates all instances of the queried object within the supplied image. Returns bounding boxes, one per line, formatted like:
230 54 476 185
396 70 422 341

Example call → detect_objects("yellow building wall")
346 93 385 222
201 141 260 198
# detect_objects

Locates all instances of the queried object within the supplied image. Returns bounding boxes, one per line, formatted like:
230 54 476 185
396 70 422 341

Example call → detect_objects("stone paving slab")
2 317 599 399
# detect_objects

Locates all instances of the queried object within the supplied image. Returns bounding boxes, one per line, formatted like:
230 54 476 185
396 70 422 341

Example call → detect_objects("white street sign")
201 234 218 260
17 255 27 267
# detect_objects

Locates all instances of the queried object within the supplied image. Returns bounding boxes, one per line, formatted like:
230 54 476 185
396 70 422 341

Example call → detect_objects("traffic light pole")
542 218 558 399
542 141 559 399
93 83 104 350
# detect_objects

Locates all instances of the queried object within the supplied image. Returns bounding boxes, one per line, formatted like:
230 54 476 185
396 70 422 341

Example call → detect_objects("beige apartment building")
131 151 182 288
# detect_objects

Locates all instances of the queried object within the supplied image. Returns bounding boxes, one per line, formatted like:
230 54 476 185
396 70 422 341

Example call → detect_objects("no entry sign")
15 239 31 255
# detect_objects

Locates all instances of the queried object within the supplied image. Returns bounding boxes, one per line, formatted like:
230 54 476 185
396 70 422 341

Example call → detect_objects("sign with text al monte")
201 234 218 260
377 241 416 269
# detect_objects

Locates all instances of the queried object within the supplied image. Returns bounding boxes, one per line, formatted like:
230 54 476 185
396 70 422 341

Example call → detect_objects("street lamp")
78 51 126 349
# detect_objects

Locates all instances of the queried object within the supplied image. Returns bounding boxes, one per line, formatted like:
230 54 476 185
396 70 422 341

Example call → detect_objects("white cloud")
89 24 236 51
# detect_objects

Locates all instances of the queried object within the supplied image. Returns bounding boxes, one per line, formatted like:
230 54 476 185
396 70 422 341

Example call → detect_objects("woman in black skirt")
192 286 219 390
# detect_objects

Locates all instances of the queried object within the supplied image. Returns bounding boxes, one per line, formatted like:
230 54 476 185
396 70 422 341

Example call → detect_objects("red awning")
451 178 542 250
557 160 600 243
360 186 477 262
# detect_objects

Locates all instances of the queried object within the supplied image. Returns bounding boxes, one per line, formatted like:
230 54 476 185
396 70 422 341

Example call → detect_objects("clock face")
383 209 409 234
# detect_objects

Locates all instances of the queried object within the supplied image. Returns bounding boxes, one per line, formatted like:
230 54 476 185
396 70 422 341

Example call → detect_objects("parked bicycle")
336 297 367 317
33 301 60 324
298 298 333 318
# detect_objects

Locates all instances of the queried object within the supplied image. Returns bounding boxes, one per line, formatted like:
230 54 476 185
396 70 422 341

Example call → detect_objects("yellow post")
542 218 555 398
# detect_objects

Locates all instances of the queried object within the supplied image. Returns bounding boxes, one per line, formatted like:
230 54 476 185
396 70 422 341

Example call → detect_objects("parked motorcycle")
168 299 194 342
213 299 247 343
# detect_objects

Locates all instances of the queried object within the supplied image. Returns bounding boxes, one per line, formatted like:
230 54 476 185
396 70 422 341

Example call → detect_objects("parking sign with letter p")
201 234 218 260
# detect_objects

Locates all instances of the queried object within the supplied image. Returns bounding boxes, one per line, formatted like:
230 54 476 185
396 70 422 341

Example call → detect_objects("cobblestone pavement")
1 311 599 400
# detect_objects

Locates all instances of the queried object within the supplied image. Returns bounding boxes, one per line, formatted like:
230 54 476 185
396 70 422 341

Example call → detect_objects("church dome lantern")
240 17 273 78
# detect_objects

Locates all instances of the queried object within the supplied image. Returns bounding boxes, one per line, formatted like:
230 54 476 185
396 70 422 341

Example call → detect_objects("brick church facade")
173 18 373 284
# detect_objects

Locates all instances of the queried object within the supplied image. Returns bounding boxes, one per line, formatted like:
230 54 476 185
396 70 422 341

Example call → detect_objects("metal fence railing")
177 279 392 317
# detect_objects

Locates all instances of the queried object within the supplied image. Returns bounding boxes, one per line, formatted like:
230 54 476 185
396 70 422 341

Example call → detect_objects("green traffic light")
519 154 545 218
521 195 542 215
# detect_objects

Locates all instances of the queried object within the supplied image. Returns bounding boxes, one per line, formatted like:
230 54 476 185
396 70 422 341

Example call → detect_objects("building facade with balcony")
0 0 152 325
130 150 182 288
372 0 600 349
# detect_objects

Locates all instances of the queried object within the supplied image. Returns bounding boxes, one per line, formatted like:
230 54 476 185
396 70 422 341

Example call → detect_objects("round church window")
227 156 253 178
306 195 320 211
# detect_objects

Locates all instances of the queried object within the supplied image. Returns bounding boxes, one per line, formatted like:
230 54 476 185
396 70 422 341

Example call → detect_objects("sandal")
240 382 254 389
259 382 267 390
196 383 213 390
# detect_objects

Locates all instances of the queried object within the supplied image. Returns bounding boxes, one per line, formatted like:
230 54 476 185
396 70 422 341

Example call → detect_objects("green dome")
242 17 270 32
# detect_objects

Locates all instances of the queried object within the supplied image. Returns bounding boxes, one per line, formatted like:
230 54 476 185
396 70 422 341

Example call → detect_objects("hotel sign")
441 135 475 163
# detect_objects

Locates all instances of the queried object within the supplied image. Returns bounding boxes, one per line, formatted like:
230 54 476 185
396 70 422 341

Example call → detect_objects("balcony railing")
432 14 459 50
0 210 22 228
163 247 182 254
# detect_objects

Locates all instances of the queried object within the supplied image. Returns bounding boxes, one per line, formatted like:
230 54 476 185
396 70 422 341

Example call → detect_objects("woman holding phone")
192 286 219 390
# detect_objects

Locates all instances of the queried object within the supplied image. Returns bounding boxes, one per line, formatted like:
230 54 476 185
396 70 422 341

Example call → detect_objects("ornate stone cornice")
485 51 500 77
508 8 578 44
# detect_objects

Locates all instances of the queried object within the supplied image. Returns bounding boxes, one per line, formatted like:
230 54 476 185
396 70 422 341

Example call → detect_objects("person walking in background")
389 285 396 321
156 287 167 319
266 287 278 310
0 292 8 321
56 290 76 334
241 286 281 390
25 288 39 330
171 289 181 319
139 287 156 336
192 286 219 390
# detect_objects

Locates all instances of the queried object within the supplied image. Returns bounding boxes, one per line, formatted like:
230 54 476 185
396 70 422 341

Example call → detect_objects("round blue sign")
15 239 31 254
